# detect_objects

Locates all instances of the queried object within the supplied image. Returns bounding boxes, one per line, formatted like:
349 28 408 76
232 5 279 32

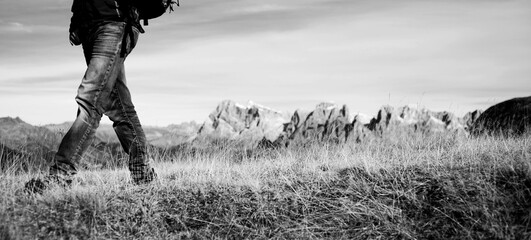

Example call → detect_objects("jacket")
69 0 126 32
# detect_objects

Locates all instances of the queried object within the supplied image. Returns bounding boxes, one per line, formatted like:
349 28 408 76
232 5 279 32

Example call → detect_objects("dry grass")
1 132 530 239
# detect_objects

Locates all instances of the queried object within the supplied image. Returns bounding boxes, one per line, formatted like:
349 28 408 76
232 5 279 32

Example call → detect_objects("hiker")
26 0 159 193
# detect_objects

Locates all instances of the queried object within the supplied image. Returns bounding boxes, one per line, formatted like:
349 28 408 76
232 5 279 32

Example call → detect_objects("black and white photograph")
0 0 530 239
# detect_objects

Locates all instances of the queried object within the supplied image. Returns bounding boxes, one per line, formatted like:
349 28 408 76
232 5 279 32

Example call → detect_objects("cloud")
1 0 530 125
147 0 376 43
0 21 33 33
0 21 63 34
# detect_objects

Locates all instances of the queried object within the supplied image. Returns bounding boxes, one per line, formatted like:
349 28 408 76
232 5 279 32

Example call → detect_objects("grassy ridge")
1 133 530 239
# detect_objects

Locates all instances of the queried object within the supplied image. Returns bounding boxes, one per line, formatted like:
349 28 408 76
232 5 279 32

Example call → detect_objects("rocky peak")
315 102 339 110
461 110 482 130
248 100 282 114
367 105 471 134
196 100 288 147
279 102 353 145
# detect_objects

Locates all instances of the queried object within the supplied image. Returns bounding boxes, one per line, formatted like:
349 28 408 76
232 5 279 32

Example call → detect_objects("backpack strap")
120 23 133 58
120 2 143 58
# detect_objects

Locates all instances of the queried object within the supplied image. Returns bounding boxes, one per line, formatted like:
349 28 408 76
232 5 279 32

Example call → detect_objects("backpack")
121 0 178 57
131 0 179 25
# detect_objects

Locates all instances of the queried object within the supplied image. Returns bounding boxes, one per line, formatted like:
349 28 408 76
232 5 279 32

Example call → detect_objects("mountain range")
2 96 529 172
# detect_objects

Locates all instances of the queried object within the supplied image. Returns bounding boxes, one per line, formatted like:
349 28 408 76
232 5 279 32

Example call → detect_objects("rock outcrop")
195 101 486 148
279 103 355 145
366 105 471 135
349 114 373 143
461 110 482 131
195 100 288 148
471 96 531 136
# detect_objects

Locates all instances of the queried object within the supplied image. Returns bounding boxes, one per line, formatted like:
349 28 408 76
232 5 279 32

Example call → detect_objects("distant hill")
0 116 200 151
471 96 531 136
0 118 59 172
44 121 200 147
0 117 200 172
0 117 60 152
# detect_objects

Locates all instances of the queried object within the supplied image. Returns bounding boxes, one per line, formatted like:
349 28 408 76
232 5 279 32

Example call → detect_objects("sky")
1 0 530 126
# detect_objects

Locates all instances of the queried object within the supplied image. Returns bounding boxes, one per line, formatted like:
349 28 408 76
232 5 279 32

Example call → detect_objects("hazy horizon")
0 96 521 128
1 0 530 126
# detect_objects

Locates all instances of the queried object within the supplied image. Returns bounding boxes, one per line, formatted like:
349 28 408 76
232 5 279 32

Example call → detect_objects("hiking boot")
132 167 158 185
24 175 72 194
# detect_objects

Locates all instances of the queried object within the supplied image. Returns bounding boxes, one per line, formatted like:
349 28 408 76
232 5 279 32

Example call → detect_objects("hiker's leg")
103 26 155 184
50 22 127 177
105 66 156 184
